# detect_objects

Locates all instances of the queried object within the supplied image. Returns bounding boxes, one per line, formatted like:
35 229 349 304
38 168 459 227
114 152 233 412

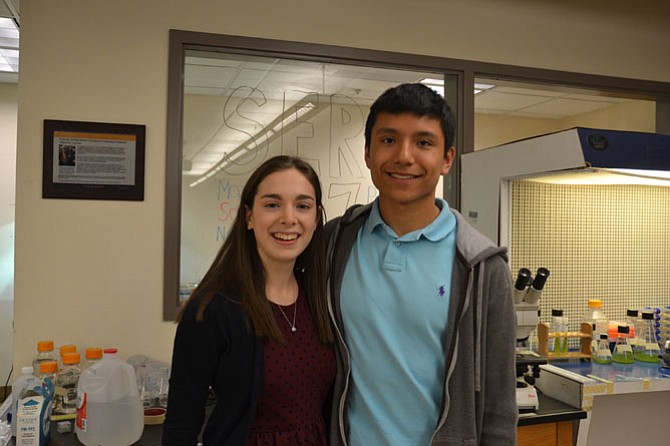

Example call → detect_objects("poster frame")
42 119 146 200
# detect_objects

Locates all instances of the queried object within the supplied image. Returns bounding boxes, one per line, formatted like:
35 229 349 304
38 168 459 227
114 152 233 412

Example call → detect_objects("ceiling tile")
475 91 553 111
521 98 618 116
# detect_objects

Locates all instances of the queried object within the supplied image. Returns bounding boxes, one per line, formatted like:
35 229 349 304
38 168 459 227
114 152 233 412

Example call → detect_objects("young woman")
163 155 335 445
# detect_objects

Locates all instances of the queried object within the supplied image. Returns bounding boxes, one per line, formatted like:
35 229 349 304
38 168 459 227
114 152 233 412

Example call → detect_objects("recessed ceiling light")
420 78 495 95
474 82 495 91
0 17 19 73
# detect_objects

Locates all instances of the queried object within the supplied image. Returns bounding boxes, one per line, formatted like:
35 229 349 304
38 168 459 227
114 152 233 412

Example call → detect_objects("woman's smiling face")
245 167 319 269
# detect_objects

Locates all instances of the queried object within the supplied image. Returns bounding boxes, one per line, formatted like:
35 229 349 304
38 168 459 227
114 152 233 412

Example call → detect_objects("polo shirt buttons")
395 241 401 246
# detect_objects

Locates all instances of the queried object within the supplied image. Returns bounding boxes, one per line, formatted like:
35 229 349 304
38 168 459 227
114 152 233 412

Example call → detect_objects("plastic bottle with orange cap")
32 340 57 377
54 352 82 416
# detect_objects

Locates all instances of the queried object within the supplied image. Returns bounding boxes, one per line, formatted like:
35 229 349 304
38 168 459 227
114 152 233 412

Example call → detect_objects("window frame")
165 29 670 320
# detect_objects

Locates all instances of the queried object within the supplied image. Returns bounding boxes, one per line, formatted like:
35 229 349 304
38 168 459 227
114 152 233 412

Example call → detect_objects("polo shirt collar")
365 198 456 242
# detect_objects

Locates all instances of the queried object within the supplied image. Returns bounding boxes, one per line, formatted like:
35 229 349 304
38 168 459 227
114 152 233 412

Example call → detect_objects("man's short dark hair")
364 83 456 155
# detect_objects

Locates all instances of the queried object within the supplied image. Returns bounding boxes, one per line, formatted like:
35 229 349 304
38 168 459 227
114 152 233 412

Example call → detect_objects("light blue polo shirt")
341 198 457 445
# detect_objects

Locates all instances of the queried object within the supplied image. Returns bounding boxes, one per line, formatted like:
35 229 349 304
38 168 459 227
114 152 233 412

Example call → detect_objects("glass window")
474 78 655 150
178 50 453 302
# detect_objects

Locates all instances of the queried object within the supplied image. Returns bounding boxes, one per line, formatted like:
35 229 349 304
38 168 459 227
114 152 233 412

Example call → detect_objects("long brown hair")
178 155 333 344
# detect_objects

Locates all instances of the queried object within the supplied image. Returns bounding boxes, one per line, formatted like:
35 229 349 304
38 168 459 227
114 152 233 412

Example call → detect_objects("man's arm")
481 256 518 445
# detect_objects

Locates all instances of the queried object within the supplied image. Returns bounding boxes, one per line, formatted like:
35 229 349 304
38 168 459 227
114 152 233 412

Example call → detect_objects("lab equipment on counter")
581 299 608 340
581 299 608 356
515 353 546 411
625 309 642 353
612 325 634 364
128 354 171 410
513 267 549 412
635 311 661 363
593 334 612 364
514 267 549 346
549 309 569 356
662 339 670 367
660 306 670 349
537 322 593 360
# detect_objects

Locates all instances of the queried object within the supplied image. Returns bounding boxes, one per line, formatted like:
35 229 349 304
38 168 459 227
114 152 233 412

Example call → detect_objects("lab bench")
517 392 586 446
536 360 670 446
20 399 586 446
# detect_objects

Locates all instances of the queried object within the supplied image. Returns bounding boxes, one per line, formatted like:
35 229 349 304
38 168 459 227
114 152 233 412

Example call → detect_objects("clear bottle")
32 340 57 376
634 311 661 363
549 308 568 356
137 365 153 408
83 347 103 370
39 361 58 385
54 352 82 415
612 324 634 364
157 366 170 409
624 309 642 353
10 366 35 437
593 333 612 364
581 299 609 340
58 344 77 370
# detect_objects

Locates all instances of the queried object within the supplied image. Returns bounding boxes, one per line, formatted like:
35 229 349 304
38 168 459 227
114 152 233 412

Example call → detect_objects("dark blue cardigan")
162 291 264 445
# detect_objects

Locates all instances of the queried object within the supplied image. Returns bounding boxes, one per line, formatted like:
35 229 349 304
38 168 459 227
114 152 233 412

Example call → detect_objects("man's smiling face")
365 112 454 210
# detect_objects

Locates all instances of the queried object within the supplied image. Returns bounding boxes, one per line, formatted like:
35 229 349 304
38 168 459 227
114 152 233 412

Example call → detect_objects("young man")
326 83 517 445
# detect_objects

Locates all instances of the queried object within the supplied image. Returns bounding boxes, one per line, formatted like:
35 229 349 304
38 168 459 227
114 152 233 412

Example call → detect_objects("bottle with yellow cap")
54 352 81 416
32 340 57 376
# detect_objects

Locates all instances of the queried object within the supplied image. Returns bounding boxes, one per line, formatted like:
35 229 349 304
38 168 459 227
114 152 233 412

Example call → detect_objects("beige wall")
475 100 657 150
12 0 670 368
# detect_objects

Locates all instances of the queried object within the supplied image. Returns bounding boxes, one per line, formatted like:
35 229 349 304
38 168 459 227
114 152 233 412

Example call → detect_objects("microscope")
514 267 549 411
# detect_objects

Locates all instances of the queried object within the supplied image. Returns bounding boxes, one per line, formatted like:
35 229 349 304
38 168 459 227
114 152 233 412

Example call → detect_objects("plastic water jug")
75 349 143 446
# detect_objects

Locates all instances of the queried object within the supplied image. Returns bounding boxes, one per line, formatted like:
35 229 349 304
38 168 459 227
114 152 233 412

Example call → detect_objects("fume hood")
461 127 670 246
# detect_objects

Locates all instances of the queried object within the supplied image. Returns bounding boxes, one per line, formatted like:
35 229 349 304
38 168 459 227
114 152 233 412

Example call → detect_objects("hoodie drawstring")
474 262 485 392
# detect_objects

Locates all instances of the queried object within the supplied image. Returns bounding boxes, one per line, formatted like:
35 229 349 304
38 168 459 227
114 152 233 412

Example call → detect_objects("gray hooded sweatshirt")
326 203 518 446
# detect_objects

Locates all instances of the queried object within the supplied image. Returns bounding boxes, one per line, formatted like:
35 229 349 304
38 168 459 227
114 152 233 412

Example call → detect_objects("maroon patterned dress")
246 292 336 445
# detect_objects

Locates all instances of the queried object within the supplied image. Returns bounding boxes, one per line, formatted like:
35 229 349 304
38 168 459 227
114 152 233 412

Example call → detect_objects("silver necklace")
275 295 298 332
